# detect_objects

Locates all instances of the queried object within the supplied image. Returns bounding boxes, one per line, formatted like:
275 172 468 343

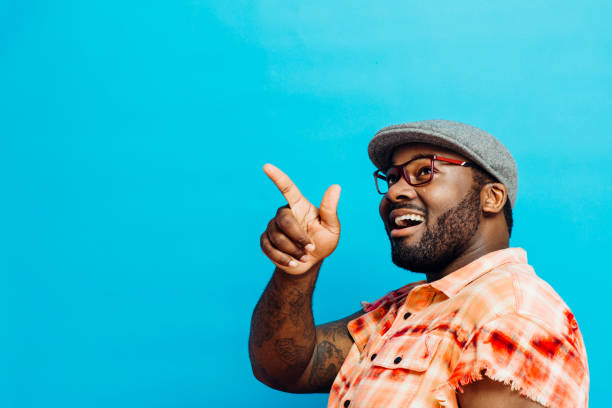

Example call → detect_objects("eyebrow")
391 153 434 166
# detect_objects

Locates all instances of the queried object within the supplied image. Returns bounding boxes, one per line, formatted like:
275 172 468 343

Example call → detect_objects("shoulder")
509 265 578 336
459 262 575 334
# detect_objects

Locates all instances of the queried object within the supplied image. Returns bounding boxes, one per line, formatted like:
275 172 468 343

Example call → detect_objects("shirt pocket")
351 334 444 405
371 334 441 372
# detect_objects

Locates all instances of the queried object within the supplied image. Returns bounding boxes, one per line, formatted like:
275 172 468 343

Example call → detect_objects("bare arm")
249 164 357 392
295 310 364 392
249 264 363 392
457 378 545 408
249 265 319 391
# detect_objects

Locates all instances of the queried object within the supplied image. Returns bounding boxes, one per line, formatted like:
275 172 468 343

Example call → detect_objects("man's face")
378 143 482 273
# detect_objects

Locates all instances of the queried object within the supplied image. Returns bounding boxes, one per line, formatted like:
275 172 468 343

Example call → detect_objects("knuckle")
276 204 290 214
260 232 270 247
267 219 277 233
279 184 292 195
268 231 281 248
277 215 294 230
260 237 271 254
261 231 294 266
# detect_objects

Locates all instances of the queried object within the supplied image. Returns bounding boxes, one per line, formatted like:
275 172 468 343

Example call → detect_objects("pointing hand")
260 164 341 275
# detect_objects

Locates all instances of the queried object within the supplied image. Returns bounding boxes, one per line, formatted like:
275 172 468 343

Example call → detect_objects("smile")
394 213 425 227
389 210 426 238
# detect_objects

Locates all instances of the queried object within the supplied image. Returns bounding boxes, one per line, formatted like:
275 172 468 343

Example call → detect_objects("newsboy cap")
368 119 518 207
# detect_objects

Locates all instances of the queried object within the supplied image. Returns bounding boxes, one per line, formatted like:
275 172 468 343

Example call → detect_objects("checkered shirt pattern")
327 248 589 407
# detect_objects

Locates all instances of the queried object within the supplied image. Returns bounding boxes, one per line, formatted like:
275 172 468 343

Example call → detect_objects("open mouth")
389 211 426 238
394 213 425 228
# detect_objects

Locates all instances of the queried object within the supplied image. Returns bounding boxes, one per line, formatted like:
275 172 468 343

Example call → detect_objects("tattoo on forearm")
251 277 287 348
286 287 307 327
302 312 314 338
308 340 344 390
250 274 316 349
275 338 308 368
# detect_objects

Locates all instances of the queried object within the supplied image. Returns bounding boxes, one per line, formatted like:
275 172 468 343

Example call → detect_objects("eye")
386 168 400 184
416 166 432 176
387 173 399 184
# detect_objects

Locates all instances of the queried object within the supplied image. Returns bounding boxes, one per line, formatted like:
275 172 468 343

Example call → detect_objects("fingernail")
289 260 298 267
299 255 308 262
305 244 315 252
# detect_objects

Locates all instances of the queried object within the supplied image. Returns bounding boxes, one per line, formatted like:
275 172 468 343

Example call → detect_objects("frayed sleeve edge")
443 363 551 407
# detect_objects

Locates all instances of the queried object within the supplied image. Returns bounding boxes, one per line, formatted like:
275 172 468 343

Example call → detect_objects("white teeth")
394 214 425 227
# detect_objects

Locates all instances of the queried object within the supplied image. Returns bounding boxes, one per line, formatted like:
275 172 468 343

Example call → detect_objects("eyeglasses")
373 155 475 194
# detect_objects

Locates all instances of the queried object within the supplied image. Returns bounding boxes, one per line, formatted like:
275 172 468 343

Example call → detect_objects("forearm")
249 262 322 390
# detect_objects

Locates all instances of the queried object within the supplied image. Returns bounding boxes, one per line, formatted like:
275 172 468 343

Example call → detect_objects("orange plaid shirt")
328 248 589 407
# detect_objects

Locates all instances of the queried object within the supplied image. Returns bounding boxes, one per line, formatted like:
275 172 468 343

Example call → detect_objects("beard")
390 187 481 274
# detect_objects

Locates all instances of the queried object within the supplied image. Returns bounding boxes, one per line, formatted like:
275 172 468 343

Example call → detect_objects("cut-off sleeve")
444 313 588 408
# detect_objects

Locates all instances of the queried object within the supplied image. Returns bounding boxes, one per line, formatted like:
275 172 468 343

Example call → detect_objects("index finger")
263 163 307 208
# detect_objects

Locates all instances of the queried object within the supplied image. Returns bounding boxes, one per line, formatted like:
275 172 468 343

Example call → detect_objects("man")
249 120 589 407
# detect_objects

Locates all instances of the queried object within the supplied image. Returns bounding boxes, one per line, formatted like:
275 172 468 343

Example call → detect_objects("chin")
390 238 454 274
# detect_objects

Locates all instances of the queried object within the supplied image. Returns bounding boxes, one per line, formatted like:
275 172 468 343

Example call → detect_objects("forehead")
391 143 468 165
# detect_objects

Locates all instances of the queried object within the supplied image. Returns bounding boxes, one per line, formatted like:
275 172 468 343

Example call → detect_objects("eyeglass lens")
375 157 434 194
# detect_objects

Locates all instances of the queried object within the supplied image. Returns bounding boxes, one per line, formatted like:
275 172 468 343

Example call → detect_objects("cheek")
423 189 447 212
420 182 467 214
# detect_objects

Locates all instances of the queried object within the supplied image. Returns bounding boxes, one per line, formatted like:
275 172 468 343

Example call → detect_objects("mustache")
388 202 427 215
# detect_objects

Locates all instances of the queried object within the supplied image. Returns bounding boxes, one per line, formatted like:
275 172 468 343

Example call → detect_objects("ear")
480 183 507 215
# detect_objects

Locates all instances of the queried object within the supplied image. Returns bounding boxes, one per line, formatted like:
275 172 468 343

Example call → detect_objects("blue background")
1 1 610 406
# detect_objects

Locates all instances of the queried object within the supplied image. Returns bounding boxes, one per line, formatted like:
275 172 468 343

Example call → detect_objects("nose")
379 178 418 222
385 177 418 202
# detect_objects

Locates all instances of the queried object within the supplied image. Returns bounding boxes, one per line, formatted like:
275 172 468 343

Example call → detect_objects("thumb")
319 184 341 234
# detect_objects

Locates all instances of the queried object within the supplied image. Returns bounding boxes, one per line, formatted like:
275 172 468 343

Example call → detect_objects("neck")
425 232 509 283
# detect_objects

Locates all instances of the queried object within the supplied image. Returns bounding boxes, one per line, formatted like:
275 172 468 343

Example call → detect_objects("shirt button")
403 312 411 319
370 353 377 361
344 400 351 407
394 356 402 364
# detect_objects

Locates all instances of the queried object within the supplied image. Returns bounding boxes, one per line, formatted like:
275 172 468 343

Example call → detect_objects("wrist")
274 260 323 283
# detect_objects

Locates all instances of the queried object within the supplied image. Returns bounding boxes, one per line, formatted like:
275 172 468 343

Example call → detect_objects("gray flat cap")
368 119 518 207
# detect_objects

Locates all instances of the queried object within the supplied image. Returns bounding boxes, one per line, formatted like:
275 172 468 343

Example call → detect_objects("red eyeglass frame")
373 154 474 194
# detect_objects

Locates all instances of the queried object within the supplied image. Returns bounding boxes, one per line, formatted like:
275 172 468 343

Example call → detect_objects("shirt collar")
429 247 528 298
347 247 529 353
